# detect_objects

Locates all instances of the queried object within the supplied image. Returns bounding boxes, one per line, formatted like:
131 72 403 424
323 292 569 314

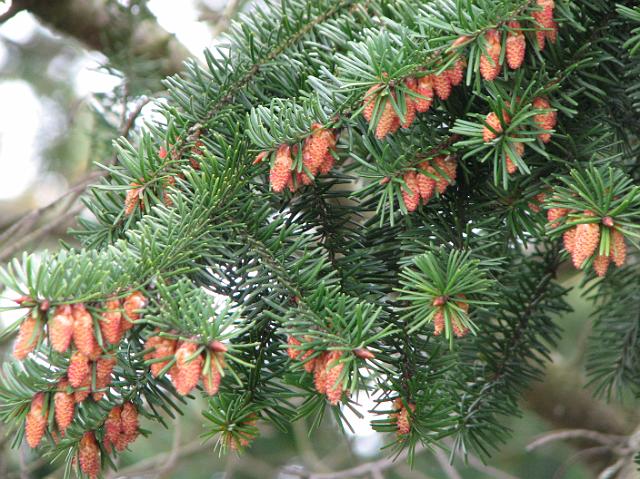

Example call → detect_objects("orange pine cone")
54 381 75 434
447 57 466 86
68 351 90 388
611 229 627 267
99 298 123 345
151 337 177 377
325 351 344 405
414 76 434 113
434 156 457 194
402 171 420 212
79 432 100 479
593 255 610 277
533 97 556 143
319 150 335 175
563 227 577 253
417 162 436 203
546 207 568 228
480 30 502 81
121 402 139 436
363 84 381 122
483 112 503 142
506 21 526 70
74 375 91 403
303 123 334 176
173 341 203 395
572 218 600 268
123 291 147 329
49 305 74 353
203 355 223 396
270 144 293 193
287 336 302 360
124 183 142 216
433 72 452 100
25 393 48 448
104 406 122 445
533 0 557 50
401 95 417 129
14 315 42 360
302 351 317 373
395 400 415 435
375 95 399 139
506 142 524 174
433 309 445 336
313 353 329 395
72 304 98 357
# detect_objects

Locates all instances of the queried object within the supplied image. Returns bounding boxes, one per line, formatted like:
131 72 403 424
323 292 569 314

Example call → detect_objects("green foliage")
3 0 640 477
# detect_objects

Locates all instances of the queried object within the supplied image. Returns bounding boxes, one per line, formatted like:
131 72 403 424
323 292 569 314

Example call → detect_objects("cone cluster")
78 432 100 479
401 156 458 213
432 294 470 338
144 336 227 396
14 292 147 448
363 59 465 140
551 209 628 277
391 398 415 435
104 402 140 452
259 124 337 193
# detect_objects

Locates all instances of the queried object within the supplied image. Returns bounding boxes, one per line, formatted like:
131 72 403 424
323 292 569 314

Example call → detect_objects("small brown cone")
303 124 334 176
121 402 139 436
49 305 74 353
203 355 223 396
72 304 98 357
483 112 503 142
99 298 123 345
506 142 524 174
433 72 452 100
286 336 302 360
124 183 142 216
434 156 456 194
480 30 502 81
611 229 627 267
325 351 344 405
433 309 445 336
25 393 48 448
318 150 335 175
269 144 293 193
417 162 436 203
573 218 600 269
402 171 420 213
123 291 147 329
506 21 526 69
414 76 434 113
54 381 75 434
401 95 417 129
151 337 177 377
14 315 41 360
68 351 90 388
447 57 466 86
593 255 610 277
173 341 203 396
563 227 577 253
533 97 556 143
313 353 329 395
104 406 122 445
363 84 381 122
375 95 399 139
74 375 91 403
546 207 568 228
79 432 100 479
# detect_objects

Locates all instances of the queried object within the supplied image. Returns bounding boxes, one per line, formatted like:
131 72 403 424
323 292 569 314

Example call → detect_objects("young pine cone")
13 315 42 360
49 305 74 353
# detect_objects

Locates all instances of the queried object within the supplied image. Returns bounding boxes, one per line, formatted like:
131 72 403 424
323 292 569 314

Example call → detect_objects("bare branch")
526 429 627 453
12 0 190 78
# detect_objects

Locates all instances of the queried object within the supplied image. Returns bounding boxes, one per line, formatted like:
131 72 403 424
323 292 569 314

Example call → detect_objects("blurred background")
0 1 634 477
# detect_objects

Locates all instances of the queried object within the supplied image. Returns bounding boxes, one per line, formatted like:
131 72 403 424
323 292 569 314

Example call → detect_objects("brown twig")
526 429 628 453
0 1 24 23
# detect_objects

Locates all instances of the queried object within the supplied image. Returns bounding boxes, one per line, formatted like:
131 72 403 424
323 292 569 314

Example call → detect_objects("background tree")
1 1 640 478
